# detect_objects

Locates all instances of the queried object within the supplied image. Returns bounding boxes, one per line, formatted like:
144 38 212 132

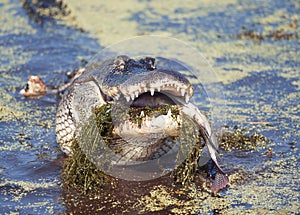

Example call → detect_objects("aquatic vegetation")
220 128 269 151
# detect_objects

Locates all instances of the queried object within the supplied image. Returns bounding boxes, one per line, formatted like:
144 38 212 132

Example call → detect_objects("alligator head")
55 55 228 191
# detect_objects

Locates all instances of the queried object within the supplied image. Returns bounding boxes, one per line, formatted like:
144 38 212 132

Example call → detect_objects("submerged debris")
227 19 299 42
235 29 299 41
22 0 71 25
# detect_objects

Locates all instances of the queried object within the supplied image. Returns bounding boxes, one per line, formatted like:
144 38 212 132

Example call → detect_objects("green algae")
135 154 300 215
66 0 238 46
220 128 269 151
61 104 113 194
135 184 228 214
61 140 110 194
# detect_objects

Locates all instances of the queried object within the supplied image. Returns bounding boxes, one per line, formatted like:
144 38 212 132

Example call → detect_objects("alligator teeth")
181 88 186 97
150 88 155 96
144 87 147 92
185 94 190 103
145 115 150 127
131 94 135 100
140 111 145 117
177 86 180 92
157 86 161 92
114 94 120 100
126 96 130 102
151 116 155 122
167 109 171 117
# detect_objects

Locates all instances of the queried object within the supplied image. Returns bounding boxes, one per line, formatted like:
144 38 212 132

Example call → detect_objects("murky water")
0 0 299 214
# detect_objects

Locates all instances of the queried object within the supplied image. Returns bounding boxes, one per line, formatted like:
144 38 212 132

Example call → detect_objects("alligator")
21 55 229 192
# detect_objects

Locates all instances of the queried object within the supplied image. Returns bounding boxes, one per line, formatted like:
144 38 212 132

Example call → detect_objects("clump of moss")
61 104 114 194
171 115 203 186
61 140 111 194
220 128 269 151
94 103 113 142
171 144 202 186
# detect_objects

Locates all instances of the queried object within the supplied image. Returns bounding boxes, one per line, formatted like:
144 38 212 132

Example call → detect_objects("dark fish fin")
210 171 229 192
196 120 229 192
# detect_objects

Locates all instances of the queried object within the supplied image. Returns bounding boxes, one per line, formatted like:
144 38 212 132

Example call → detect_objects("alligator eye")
139 57 156 70
144 57 156 70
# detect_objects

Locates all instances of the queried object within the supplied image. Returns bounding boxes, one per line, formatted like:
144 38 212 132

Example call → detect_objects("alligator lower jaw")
113 105 181 146
104 99 211 163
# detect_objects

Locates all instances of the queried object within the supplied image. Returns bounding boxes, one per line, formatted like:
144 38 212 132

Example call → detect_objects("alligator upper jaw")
107 69 194 105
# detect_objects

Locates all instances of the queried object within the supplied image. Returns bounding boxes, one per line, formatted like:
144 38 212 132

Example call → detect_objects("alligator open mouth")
111 96 183 162
79 56 215 164
100 64 204 163
112 68 192 132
